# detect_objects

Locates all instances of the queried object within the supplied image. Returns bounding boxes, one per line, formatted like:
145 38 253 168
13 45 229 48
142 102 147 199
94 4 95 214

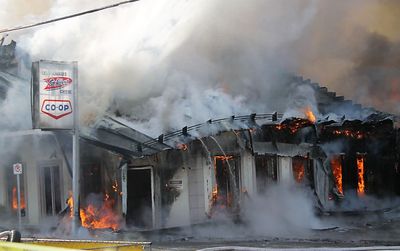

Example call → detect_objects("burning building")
0 40 399 232
116 77 400 229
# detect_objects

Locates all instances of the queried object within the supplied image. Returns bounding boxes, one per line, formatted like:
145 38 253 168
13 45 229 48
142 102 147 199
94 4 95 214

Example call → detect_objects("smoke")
242 183 321 235
0 0 52 28
0 75 31 131
283 83 319 120
297 1 400 116
342 32 400 115
173 183 322 241
1 0 399 136
1 0 318 136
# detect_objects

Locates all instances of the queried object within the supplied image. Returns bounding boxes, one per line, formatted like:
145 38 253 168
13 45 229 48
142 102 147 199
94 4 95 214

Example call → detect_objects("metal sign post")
71 62 80 234
13 163 22 230
31 60 80 234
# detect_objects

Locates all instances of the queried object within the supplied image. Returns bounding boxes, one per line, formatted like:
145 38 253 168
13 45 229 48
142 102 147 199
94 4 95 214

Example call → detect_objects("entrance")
212 156 240 211
126 167 154 229
40 165 62 216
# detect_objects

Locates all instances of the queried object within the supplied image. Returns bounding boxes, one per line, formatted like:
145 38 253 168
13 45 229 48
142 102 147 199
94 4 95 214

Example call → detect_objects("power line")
0 0 141 34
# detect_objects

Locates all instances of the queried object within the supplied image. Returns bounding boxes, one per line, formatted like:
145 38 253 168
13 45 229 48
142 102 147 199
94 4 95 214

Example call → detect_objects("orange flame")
304 107 316 123
67 192 74 217
211 186 218 205
211 156 234 211
68 193 120 231
292 159 305 183
274 119 312 134
356 155 365 196
330 156 343 195
333 130 365 139
177 143 188 151
12 186 25 210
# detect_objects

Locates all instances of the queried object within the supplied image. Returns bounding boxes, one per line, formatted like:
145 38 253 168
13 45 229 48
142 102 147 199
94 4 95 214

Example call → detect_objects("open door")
125 167 154 229
211 156 240 214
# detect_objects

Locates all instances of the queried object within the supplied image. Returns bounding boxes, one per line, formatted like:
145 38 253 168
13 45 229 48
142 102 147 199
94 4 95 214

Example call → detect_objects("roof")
253 142 315 157
81 115 171 157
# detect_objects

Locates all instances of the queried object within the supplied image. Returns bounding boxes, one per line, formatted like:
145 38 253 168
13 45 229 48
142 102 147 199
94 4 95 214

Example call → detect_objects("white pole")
16 174 21 230
72 62 80 234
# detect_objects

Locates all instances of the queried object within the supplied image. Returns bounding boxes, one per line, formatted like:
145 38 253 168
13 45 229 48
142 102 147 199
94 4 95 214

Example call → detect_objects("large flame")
12 186 25 210
330 156 343 195
356 154 365 196
68 193 121 231
304 107 316 123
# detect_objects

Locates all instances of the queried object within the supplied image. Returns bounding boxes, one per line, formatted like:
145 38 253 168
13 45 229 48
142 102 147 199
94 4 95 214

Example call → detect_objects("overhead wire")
0 0 141 34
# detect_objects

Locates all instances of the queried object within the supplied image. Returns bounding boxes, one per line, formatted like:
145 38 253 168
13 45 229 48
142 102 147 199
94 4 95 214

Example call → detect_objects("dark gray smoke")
343 32 400 115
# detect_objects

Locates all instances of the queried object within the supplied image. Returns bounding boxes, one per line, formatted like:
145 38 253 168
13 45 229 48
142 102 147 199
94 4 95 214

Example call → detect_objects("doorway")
40 165 62 216
126 167 154 229
212 156 240 211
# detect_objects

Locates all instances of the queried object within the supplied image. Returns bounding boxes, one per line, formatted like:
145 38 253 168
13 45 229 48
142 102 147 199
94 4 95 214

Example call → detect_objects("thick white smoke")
1 0 319 136
1 0 398 136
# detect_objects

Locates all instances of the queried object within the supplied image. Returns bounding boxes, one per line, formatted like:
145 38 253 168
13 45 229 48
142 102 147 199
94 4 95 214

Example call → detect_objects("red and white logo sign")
41 99 72 119
43 77 72 91
13 163 22 175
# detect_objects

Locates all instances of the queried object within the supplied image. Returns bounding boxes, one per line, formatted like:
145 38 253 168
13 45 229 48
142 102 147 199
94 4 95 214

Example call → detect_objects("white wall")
203 152 214 217
188 153 206 224
165 167 190 227
240 151 256 197
278 156 293 185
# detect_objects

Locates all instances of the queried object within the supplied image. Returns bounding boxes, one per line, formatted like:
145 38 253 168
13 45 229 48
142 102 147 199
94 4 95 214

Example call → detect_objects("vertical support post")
121 163 127 217
16 174 21 230
72 62 80 234
150 167 155 229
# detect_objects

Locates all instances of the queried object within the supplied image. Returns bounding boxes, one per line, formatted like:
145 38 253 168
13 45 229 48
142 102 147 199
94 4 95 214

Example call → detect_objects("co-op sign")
32 60 77 129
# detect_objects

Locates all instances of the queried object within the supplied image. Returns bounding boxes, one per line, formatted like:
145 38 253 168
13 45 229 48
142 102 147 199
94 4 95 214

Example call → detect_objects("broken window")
292 157 306 183
330 155 344 196
255 154 277 193
356 153 366 196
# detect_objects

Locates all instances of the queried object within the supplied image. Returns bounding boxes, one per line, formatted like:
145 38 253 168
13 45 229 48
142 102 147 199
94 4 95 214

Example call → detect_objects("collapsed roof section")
131 75 397 150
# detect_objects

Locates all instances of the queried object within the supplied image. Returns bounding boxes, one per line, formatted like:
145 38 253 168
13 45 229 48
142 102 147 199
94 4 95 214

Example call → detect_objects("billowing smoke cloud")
1 0 318 136
165 183 322 241
297 1 400 116
1 0 399 137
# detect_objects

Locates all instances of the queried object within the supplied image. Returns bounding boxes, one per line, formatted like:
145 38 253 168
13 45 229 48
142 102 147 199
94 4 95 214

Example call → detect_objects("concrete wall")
188 152 207 224
164 167 190 227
